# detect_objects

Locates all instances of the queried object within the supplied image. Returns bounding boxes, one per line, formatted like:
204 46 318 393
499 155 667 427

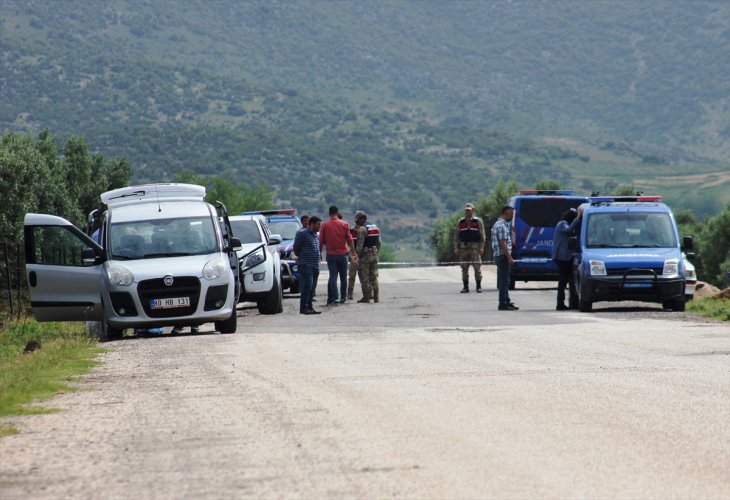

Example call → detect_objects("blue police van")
569 195 693 312
507 190 589 289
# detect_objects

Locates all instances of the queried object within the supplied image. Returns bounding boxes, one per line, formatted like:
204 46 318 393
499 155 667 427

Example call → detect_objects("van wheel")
258 278 282 315
215 308 238 334
578 299 593 312
671 297 686 312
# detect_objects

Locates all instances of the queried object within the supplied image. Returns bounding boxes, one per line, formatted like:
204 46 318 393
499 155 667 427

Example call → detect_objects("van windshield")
110 217 218 259
518 198 585 227
586 212 677 248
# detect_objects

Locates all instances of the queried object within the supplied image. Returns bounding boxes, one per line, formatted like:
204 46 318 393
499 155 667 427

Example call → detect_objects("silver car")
24 184 241 339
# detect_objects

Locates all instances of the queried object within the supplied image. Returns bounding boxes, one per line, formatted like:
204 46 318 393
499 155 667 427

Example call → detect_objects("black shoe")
509 302 519 310
301 309 321 315
337 298 346 303
460 288 469 293
556 304 569 311
498 304 518 311
476 288 482 293
326 299 337 305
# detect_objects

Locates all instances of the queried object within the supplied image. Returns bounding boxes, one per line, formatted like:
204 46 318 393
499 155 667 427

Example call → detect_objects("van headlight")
589 260 606 276
108 265 134 286
663 259 679 276
685 268 696 279
203 257 227 280
240 246 266 271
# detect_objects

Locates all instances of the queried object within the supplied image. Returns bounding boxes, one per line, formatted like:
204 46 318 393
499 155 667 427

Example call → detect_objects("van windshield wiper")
143 252 191 258
111 254 131 260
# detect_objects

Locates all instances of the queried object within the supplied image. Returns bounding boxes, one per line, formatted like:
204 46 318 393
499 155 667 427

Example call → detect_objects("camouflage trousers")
358 251 379 295
347 256 359 297
458 244 482 281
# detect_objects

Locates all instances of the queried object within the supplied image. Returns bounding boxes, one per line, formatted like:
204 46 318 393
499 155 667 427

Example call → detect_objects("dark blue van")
570 196 693 312
507 190 589 289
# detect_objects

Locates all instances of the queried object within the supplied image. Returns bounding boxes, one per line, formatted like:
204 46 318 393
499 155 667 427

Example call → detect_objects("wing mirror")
81 248 103 265
682 236 693 251
268 234 283 246
227 237 242 252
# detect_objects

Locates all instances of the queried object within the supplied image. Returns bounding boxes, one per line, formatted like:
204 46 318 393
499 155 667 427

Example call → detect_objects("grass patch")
0 319 104 433
687 297 730 322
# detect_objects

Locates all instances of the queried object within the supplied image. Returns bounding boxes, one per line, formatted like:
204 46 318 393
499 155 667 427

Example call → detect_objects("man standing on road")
354 211 381 303
552 207 583 310
319 206 357 304
293 216 322 315
454 203 486 293
491 205 518 311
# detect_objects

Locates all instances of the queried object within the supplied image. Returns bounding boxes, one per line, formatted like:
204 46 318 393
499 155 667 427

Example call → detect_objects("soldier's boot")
347 284 354 301
357 290 371 303
476 279 482 293
460 280 469 293
373 289 379 303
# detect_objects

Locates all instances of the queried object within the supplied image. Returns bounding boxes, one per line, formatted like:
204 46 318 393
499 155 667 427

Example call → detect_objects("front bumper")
104 275 235 329
581 275 685 303
280 260 299 287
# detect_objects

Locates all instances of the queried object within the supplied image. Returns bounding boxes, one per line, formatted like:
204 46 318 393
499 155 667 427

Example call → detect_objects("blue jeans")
298 263 319 312
326 254 348 302
496 255 511 306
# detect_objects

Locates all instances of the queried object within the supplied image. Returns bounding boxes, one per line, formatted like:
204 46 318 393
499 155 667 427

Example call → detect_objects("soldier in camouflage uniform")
453 202 486 293
347 249 358 300
354 211 381 303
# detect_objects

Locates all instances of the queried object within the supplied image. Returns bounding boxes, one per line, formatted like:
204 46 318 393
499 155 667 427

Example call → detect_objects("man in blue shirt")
293 216 322 315
491 206 518 311
552 207 583 310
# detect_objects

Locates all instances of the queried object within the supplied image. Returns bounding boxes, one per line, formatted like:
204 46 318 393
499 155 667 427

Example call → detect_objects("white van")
24 183 241 339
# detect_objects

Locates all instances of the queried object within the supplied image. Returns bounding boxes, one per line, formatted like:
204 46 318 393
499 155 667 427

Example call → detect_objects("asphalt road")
1 266 729 499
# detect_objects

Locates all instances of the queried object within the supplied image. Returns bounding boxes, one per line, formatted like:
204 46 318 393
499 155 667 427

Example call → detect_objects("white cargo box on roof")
101 183 206 208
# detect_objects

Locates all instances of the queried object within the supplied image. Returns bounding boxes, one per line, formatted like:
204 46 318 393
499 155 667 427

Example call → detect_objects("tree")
174 171 274 214
696 202 730 288
533 179 564 191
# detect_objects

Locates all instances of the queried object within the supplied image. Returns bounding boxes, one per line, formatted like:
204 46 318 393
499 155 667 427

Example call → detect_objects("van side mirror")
82 248 102 265
568 237 579 252
268 234 283 246
682 236 693 251
685 252 696 261
227 237 242 252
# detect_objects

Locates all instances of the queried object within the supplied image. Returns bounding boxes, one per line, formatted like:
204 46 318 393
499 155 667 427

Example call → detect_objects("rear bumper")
581 276 685 303
280 261 299 287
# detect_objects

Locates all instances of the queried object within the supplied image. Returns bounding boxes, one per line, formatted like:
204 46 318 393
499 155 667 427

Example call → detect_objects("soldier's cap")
354 210 368 220
464 203 475 210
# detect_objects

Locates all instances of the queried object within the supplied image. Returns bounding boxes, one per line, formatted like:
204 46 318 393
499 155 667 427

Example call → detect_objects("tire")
215 307 238 334
257 277 282 315
662 300 672 310
103 320 124 341
671 297 686 312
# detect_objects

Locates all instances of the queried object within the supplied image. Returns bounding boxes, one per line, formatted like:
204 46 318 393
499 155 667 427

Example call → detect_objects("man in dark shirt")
293 216 322 315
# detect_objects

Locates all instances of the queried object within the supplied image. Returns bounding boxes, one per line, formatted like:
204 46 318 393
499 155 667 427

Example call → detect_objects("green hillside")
1 0 729 257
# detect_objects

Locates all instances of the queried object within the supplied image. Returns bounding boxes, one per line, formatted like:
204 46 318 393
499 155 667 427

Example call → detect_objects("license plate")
519 258 550 263
150 297 190 309
623 283 652 288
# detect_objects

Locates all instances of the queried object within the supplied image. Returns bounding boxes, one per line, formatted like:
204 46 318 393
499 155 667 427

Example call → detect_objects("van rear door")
24 213 105 322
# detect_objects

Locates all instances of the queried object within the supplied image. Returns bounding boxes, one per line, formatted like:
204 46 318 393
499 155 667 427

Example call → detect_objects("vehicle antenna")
155 184 161 212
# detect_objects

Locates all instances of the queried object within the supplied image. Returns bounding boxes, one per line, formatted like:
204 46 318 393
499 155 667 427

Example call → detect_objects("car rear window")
517 198 585 227
230 220 263 244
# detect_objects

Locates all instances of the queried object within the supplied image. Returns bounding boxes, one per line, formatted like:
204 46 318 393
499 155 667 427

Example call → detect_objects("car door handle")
29 270 37 287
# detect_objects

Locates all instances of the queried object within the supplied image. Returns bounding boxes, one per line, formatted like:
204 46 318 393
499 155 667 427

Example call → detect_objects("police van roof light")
589 195 662 204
